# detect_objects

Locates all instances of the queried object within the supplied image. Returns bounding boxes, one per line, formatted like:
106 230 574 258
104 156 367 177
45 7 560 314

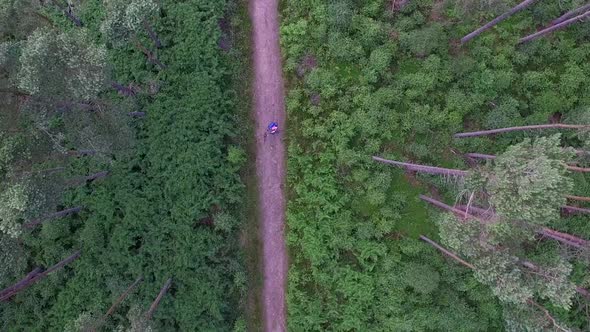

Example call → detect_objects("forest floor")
249 0 287 331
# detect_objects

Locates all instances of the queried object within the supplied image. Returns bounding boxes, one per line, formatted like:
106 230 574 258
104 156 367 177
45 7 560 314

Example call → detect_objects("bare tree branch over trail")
461 0 537 44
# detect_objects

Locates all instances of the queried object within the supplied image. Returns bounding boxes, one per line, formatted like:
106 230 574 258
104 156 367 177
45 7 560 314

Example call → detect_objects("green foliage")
0 0 248 330
282 0 590 330
0 233 27 288
483 135 575 226
0 181 36 238
400 23 446 57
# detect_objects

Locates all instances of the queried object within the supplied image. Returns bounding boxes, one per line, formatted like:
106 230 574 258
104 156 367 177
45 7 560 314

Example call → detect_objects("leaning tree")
375 134 590 328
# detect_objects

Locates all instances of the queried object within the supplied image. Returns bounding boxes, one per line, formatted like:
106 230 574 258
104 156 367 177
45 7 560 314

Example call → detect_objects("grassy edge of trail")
229 0 264 330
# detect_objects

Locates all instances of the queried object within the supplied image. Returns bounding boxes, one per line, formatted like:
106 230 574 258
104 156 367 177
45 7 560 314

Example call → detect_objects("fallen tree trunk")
561 205 590 215
0 267 42 299
424 195 590 249
143 21 162 48
566 194 590 202
373 156 468 177
419 195 478 220
460 0 538 44
454 124 590 138
23 206 83 229
519 10 590 44
105 276 143 317
419 235 475 268
0 251 81 301
85 171 109 182
48 0 82 27
111 82 136 97
145 278 172 321
549 3 590 26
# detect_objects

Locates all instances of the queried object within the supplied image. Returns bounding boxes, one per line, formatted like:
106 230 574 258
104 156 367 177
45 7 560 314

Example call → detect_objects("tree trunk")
455 124 590 138
373 156 468 177
561 205 590 215
23 206 83 229
427 196 590 249
565 194 590 202
48 0 82 27
129 111 146 117
0 267 42 299
145 278 172 321
105 276 143 317
519 10 590 44
419 195 479 220
18 167 65 177
465 153 496 160
111 82 136 97
85 171 108 182
0 251 80 301
0 88 31 97
133 39 166 70
550 3 590 26
539 228 589 248
461 0 538 44
564 165 590 173
143 21 162 48
73 150 96 157
419 235 475 269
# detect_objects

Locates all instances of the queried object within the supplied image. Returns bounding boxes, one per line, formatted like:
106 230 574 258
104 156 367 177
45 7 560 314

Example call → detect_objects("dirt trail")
249 0 287 331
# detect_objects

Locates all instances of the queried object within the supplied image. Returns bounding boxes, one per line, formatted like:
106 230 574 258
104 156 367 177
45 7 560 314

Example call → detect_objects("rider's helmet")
268 122 279 134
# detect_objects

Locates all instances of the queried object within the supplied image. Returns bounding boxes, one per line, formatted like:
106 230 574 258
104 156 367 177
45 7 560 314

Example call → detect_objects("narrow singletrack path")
249 0 287 331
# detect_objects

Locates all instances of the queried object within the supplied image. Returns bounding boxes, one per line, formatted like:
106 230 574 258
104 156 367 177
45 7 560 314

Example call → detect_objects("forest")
0 0 250 330
1 0 590 331
281 0 590 331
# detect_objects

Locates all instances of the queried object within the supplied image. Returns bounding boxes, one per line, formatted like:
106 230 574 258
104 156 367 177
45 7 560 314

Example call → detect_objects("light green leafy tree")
17 29 107 102
101 0 161 48
480 135 575 226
